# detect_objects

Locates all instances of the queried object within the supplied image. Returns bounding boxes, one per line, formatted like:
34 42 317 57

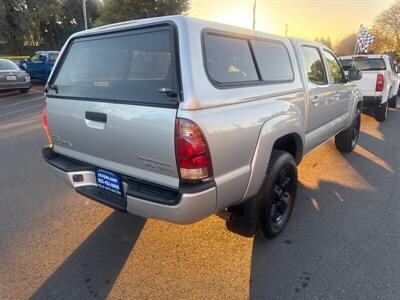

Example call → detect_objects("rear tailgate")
351 71 379 96
46 24 181 189
340 57 386 97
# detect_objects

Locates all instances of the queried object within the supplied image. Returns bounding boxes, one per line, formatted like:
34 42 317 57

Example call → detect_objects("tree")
0 0 61 53
0 0 31 54
370 0 400 55
0 1 6 46
334 33 357 56
0 0 189 54
37 0 100 50
315 37 332 49
96 0 189 26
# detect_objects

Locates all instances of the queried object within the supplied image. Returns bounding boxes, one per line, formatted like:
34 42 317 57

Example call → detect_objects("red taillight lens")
42 104 53 147
376 74 384 92
176 118 213 181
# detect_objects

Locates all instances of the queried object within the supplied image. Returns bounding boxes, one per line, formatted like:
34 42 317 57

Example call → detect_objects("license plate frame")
95 169 123 195
6 75 17 81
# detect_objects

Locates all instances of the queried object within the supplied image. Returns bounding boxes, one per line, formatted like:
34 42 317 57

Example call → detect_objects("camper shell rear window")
49 24 180 106
339 57 386 71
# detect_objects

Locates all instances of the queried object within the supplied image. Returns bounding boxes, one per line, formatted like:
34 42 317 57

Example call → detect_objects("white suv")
339 54 400 122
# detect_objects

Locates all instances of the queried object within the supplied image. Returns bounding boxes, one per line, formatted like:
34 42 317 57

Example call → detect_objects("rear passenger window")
251 40 294 82
204 34 258 84
301 46 327 85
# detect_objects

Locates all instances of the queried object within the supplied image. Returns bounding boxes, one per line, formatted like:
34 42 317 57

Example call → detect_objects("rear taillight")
42 103 53 147
376 74 384 92
176 118 213 181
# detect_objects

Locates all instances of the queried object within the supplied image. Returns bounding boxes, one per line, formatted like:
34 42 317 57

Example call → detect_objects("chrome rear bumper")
43 147 217 224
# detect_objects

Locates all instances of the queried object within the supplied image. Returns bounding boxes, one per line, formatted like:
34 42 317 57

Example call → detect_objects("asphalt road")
0 88 399 299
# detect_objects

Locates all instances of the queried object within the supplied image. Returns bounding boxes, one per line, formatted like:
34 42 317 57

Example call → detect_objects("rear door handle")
85 112 107 129
311 95 319 105
85 111 107 123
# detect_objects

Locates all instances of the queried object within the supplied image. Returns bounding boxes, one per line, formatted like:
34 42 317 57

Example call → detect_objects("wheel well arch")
272 133 303 165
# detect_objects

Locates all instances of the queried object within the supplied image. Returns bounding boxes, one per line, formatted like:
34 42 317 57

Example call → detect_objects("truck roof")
70 15 301 44
339 54 388 60
66 15 330 52
35 51 60 55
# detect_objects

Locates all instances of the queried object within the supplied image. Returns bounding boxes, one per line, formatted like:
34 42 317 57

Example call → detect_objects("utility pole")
285 23 288 36
82 0 88 30
252 0 256 31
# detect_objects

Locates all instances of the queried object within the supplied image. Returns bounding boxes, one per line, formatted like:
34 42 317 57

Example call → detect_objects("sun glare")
190 0 277 34
213 7 253 29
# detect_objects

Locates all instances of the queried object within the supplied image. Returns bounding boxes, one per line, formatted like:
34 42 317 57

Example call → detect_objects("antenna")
252 0 256 30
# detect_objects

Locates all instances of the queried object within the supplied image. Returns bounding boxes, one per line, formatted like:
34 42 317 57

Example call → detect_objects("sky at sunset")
190 0 396 45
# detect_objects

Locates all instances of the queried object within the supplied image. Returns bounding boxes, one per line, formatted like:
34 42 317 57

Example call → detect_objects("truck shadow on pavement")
30 211 146 300
249 110 400 299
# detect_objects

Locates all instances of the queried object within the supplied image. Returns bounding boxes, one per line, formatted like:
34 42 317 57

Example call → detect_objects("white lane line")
0 90 42 102
0 96 44 109
0 103 42 118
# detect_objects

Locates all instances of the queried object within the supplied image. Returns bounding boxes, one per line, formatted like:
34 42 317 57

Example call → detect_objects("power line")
252 0 256 30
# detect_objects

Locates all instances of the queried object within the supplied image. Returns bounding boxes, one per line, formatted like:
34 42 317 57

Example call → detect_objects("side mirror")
348 68 362 81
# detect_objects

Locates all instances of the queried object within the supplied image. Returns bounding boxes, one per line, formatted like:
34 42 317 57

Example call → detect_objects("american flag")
357 25 374 53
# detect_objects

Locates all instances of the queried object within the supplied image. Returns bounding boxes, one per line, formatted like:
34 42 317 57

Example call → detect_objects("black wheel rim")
269 168 294 227
385 102 388 118
351 112 361 148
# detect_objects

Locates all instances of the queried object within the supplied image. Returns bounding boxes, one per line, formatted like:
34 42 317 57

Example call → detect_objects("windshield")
0 59 19 71
51 26 178 105
48 53 59 63
339 58 386 71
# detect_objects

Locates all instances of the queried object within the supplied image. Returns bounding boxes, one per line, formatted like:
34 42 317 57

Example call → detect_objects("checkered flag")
357 25 374 53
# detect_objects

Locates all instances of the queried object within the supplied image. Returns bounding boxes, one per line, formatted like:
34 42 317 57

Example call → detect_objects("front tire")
335 107 361 153
256 150 297 239
375 101 388 122
19 88 30 94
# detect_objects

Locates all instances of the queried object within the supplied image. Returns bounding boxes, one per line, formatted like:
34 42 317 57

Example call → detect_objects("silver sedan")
0 59 31 93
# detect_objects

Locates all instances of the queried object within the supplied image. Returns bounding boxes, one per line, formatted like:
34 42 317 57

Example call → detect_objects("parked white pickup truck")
339 54 400 122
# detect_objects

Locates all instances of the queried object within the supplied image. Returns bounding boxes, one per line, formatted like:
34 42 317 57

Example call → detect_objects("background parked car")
0 59 31 94
19 51 59 81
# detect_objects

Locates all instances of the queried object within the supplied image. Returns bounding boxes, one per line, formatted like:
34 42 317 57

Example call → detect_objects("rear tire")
375 101 388 122
335 107 361 153
256 150 297 239
19 88 29 94
389 95 397 108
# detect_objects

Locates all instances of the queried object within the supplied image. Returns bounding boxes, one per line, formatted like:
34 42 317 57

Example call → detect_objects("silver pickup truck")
42 16 363 239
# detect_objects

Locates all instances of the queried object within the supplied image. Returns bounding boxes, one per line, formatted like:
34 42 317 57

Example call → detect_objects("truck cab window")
301 46 327 85
323 50 346 84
